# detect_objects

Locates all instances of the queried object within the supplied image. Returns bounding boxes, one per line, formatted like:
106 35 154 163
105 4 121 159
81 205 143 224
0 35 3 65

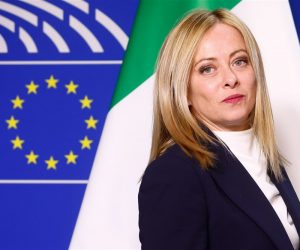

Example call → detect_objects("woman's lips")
222 94 245 103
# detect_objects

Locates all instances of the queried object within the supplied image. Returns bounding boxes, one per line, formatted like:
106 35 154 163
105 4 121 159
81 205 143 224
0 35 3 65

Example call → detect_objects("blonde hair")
150 8 285 180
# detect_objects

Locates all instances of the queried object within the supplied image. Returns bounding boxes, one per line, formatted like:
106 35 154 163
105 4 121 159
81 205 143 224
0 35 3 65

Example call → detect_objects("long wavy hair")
150 8 285 180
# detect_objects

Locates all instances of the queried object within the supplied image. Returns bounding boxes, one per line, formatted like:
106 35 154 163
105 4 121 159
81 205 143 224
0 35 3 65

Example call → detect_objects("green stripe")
111 0 241 107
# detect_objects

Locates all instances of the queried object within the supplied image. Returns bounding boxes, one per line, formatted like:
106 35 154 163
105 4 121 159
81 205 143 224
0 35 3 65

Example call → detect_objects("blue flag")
0 0 138 249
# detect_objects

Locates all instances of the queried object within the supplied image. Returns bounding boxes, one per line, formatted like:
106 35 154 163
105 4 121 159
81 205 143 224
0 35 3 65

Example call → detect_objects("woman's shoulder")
139 146 209 249
141 144 203 186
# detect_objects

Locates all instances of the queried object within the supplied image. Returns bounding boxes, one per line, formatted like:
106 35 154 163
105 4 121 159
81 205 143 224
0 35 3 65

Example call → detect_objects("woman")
138 9 300 250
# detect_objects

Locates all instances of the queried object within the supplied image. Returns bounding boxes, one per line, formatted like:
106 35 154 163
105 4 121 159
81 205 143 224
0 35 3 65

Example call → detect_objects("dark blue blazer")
138 138 300 250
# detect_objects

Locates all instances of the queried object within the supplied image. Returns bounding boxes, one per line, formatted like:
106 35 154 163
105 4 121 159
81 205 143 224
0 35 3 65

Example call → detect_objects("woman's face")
189 23 256 131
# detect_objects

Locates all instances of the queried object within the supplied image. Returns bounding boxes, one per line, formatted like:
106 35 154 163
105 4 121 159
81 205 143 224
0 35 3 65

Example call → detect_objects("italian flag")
70 0 300 249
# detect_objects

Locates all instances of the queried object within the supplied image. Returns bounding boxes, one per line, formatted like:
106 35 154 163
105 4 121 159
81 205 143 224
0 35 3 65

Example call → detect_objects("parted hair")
150 8 285 180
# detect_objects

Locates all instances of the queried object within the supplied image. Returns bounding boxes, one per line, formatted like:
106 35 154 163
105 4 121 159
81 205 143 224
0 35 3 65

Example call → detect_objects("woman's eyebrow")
194 57 216 67
230 49 248 57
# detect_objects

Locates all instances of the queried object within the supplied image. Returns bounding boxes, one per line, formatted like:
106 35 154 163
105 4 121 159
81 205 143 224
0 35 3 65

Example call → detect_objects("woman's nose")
223 66 238 88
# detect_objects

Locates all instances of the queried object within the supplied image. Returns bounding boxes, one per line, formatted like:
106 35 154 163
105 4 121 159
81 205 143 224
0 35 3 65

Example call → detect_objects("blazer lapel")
270 168 300 238
208 143 294 250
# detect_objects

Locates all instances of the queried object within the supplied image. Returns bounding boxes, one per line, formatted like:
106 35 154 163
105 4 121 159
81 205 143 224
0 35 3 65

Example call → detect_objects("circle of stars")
6 75 98 171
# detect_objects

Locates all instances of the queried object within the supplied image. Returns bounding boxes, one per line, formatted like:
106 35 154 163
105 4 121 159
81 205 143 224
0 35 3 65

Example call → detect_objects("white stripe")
19 27 38 53
69 15 104 53
20 0 64 20
232 0 300 197
0 1 38 26
0 33 8 53
62 0 89 14
95 9 128 49
0 180 88 184
43 21 70 53
0 14 15 32
0 60 122 65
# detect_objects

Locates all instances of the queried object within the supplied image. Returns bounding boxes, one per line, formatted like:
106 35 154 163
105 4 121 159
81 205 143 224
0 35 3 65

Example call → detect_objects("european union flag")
0 0 138 249
1 64 120 179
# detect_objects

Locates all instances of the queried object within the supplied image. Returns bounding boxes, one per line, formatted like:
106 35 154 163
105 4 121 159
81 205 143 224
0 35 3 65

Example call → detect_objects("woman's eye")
234 58 248 67
200 66 214 74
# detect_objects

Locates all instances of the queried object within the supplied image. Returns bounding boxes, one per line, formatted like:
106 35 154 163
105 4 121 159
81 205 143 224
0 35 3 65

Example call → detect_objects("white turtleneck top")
213 128 299 250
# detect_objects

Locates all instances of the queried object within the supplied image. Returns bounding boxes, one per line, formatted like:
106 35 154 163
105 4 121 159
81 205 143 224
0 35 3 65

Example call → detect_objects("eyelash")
199 65 214 74
233 57 249 66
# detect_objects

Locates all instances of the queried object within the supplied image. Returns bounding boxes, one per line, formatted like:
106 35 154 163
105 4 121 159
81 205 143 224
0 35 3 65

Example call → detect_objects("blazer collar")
205 130 296 250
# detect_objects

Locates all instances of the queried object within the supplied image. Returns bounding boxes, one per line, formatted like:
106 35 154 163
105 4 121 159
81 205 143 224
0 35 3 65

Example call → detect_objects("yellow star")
79 136 93 149
85 116 98 129
11 136 24 149
25 150 39 164
65 81 79 94
45 156 58 170
11 96 25 109
6 116 19 129
65 151 78 164
26 81 39 94
45 75 59 89
80 95 93 109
